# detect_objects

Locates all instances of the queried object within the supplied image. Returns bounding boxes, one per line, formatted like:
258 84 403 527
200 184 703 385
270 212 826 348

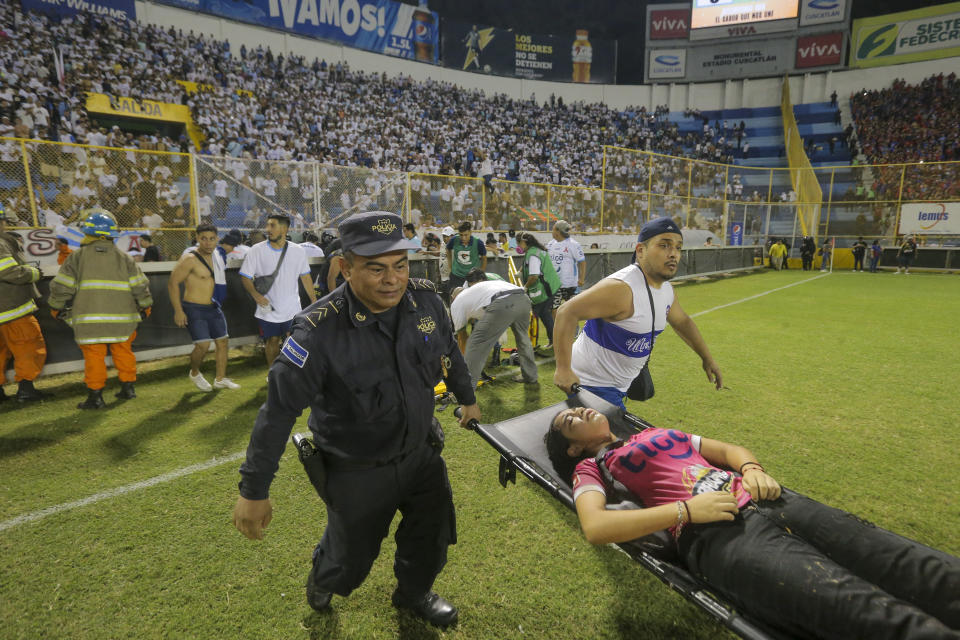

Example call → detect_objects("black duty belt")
323 447 415 471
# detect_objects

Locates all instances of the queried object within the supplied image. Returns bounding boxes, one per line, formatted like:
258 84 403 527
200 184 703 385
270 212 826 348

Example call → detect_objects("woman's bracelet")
674 500 687 539
739 461 765 474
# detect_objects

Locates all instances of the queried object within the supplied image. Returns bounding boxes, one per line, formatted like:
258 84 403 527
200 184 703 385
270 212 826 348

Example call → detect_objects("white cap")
441 226 455 237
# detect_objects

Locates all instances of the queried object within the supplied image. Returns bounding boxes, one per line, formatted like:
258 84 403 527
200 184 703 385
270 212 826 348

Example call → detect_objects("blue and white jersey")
571 264 674 392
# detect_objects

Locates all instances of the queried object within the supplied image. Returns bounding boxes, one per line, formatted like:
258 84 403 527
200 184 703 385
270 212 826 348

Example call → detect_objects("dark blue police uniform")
238 275 476 604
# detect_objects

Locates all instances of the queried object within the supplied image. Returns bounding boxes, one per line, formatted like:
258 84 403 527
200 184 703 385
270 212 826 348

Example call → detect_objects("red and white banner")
649 8 690 39
795 31 844 68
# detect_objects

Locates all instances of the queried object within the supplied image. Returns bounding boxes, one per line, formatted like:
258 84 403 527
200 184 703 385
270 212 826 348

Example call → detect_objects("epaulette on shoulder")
407 277 438 293
302 295 345 328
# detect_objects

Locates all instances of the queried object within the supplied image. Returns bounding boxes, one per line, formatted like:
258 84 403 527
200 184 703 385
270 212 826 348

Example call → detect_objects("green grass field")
1 269 958 640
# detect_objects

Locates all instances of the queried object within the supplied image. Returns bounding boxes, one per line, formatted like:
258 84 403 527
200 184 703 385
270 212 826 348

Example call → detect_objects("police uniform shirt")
238 278 476 500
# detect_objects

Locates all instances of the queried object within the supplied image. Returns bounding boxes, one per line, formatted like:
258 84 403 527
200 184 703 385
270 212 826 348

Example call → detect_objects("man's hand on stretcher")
553 366 580 394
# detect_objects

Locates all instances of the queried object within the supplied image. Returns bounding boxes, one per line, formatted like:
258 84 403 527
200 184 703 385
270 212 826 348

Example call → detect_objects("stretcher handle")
452 407 479 430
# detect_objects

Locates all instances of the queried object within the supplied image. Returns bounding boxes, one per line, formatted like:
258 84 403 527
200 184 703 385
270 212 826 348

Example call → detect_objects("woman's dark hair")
544 410 588 483
519 232 547 252
486 232 496 243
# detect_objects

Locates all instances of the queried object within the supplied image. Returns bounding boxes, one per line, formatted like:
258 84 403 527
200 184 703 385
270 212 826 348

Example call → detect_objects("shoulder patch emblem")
281 336 309 368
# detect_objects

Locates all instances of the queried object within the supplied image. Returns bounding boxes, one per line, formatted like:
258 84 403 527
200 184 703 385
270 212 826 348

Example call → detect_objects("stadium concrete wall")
137 0 959 111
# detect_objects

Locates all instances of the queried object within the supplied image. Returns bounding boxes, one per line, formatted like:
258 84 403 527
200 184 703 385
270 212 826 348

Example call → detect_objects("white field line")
0 452 245 533
1 273 827 533
689 272 829 318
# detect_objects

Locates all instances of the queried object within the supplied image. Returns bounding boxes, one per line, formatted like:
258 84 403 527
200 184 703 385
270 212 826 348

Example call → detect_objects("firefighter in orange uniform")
0 207 50 403
48 209 153 409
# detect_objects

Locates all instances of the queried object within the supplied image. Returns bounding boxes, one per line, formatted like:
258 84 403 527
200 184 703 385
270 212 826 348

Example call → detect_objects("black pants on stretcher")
680 492 960 640
309 443 456 598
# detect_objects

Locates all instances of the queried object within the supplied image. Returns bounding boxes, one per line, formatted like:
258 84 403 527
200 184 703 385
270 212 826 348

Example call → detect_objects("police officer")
232 211 481 628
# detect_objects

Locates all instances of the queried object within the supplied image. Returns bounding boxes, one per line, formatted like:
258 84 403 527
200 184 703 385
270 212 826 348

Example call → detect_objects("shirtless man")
168 223 240 391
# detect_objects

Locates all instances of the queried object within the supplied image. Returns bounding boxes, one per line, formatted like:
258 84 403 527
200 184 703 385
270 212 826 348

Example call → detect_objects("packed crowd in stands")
0 5 731 195
849 73 960 202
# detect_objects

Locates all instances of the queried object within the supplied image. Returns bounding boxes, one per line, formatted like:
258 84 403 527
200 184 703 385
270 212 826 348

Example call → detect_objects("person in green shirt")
517 232 561 347
446 221 487 289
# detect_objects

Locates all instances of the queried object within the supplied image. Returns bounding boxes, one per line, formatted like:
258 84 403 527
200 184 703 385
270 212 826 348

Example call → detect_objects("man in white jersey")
553 217 722 409
546 220 586 317
240 214 317 366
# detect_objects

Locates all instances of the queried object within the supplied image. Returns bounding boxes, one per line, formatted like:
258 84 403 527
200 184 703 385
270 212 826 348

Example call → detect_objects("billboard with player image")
691 0 799 30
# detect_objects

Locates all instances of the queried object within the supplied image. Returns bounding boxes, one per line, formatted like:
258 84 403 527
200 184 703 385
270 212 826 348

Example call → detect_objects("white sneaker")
190 371 212 391
213 377 241 390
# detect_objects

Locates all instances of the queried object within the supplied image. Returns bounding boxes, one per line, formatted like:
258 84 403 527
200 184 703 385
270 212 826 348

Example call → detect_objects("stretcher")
462 389 791 640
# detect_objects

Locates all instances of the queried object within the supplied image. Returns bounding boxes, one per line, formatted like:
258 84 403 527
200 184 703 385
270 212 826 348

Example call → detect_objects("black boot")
391 589 458 627
16 380 51 403
115 382 136 400
77 388 105 410
0 386 8 403
305 563 332 612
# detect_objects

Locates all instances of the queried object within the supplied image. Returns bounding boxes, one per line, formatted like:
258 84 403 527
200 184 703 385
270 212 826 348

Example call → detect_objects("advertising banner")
20 0 135 21
795 31 844 68
648 7 690 40
691 0 798 30
648 49 687 80
151 0 439 62
851 2 960 68
689 17 798 41
899 203 960 235
441 20 616 83
684 37 793 81
799 0 847 26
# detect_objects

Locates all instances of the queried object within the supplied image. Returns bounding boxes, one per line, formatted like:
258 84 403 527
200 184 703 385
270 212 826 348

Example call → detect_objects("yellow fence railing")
1 136 957 255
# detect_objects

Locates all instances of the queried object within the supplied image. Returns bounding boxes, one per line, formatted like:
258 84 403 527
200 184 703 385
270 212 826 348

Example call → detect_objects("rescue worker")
48 209 153 409
0 207 50 403
233 211 481 627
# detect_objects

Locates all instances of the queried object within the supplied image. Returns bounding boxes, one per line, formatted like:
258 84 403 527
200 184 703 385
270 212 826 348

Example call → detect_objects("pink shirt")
573 429 751 529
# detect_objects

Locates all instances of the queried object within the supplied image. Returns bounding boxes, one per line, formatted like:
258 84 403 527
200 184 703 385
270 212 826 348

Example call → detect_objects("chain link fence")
3 137 957 258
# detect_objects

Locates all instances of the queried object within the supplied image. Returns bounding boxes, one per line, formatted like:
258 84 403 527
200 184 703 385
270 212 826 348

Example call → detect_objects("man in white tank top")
553 217 723 409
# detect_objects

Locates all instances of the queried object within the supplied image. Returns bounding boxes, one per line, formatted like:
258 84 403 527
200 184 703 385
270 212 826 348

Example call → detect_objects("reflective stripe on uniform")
0 299 38 323
78 280 131 291
0 256 18 272
71 313 141 323
52 273 76 287
75 335 132 344
128 274 148 286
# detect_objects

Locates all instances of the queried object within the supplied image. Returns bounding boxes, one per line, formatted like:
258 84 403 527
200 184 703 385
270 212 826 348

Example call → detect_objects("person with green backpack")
517 232 561 347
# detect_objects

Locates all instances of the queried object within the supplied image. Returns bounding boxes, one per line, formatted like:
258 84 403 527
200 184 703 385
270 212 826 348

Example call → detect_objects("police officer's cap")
638 217 682 243
339 211 419 256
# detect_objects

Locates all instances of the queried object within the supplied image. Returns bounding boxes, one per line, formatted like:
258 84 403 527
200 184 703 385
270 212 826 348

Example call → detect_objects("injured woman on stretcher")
544 406 960 640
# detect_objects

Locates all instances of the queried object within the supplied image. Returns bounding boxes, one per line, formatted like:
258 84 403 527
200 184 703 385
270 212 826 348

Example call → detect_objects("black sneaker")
0 387 7 403
391 589 458 627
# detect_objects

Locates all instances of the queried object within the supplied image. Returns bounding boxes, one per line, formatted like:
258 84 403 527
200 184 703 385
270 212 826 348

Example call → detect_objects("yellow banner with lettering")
851 2 960 68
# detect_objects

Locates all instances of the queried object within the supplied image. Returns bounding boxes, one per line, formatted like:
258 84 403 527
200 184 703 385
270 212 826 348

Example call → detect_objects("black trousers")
854 254 865 270
310 443 456 598
680 491 960 639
